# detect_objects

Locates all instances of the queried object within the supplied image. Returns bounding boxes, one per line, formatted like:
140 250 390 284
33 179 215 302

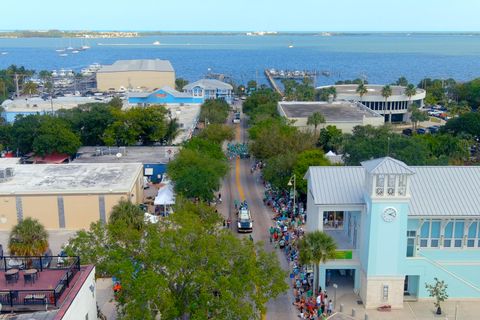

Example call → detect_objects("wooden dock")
264 69 284 97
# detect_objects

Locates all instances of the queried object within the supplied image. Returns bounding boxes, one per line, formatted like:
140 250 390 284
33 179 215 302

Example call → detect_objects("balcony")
0 255 80 312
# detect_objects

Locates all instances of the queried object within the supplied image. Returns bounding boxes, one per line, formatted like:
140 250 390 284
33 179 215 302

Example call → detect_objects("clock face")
382 207 397 222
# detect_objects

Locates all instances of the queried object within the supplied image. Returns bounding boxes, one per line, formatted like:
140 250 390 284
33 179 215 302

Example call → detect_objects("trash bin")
352 308 356 317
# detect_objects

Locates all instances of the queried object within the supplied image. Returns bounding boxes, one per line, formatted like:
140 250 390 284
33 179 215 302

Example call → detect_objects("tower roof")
361 157 415 175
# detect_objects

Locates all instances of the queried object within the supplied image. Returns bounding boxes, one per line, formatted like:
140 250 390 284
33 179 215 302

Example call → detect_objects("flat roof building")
1 97 111 123
278 101 384 133
0 163 143 231
96 59 175 92
305 157 480 309
317 84 426 122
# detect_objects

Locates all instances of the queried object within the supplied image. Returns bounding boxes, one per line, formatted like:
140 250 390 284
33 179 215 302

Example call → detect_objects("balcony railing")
0 256 80 309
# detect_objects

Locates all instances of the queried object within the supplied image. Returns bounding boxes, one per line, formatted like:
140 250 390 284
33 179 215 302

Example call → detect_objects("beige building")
0 163 143 231
278 101 385 133
96 59 175 92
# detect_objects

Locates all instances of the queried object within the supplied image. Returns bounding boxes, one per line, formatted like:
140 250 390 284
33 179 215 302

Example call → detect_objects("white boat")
55 49 65 52
59 53 68 57
152 41 161 45
66 46 74 50
288 44 294 48
0 52 7 55
81 45 91 50
59 69 66 77
71 50 80 54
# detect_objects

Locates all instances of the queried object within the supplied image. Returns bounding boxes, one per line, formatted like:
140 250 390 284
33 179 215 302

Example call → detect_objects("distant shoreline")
1 30 480 38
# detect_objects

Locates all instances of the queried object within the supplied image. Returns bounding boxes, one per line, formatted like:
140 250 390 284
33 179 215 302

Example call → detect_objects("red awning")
33 153 70 164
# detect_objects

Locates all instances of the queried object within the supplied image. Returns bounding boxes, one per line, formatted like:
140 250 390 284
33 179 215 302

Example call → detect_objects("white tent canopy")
154 183 175 206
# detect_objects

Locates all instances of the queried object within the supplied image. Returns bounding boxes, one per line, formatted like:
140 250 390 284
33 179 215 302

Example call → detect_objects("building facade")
96 59 175 92
0 163 144 231
317 85 426 122
128 87 203 106
183 79 233 103
277 101 384 134
305 157 480 308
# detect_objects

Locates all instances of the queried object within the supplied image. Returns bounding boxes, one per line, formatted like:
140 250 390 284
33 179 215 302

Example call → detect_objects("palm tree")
356 83 368 102
404 84 417 107
22 81 39 96
9 218 49 256
298 231 337 293
307 112 326 136
109 199 145 230
328 86 337 101
381 85 393 123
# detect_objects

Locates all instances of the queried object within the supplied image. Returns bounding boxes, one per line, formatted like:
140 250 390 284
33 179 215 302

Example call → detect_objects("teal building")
305 157 480 309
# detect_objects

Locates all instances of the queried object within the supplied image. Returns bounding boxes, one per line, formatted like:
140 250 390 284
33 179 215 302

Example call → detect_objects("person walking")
327 299 333 315
269 226 274 243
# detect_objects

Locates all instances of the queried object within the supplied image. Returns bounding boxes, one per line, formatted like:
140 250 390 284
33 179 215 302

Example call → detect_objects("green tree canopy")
443 111 480 137
9 217 49 256
32 116 81 156
65 199 288 319
248 118 315 161
197 123 234 144
356 83 368 101
175 78 189 91
306 112 326 135
200 99 230 124
318 125 343 153
167 148 228 201
292 150 331 195
409 105 429 129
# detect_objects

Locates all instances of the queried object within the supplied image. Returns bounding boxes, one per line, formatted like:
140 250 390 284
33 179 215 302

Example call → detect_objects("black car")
416 128 427 135
402 128 413 136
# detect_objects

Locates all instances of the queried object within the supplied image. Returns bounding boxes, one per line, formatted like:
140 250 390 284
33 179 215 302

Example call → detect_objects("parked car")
428 126 440 134
402 128 413 136
416 128 427 135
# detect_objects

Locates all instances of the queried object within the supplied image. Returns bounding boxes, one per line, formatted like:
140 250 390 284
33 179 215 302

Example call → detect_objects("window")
443 222 453 247
387 175 396 196
375 175 385 196
430 220 441 248
467 222 478 248
398 175 407 196
454 221 464 247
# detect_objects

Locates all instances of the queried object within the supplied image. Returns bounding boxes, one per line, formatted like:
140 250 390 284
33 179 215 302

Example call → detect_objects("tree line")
0 99 179 156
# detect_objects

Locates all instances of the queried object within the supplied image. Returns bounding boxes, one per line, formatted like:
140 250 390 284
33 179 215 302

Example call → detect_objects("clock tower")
359 157 415 308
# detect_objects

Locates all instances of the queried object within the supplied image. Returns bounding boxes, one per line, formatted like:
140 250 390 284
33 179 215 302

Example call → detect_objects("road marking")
235 123 245 201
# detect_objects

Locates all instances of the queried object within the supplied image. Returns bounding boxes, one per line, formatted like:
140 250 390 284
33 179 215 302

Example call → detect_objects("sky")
3 0 480 32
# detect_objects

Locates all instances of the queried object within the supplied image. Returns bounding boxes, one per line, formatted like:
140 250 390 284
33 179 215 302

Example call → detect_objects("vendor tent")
154 183 175 205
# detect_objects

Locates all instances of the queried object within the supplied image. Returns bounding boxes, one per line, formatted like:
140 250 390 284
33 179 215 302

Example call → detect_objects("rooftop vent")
0 167 14 182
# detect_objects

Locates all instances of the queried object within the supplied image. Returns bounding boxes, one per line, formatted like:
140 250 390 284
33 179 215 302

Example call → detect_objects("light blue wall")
360 197 372 271
366 201 409 276
405 257 480 298
129 89 204 105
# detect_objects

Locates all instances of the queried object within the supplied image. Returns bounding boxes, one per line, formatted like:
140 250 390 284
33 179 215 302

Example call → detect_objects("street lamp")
287 174 296 216
333 283 338 312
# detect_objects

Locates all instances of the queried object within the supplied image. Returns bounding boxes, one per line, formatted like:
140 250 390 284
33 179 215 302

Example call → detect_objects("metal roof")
128 86 193 99
183 79 233 91
306 167 366 205
278 101 382 121
307 165 480 216
98 59 174 73
361 157 415 175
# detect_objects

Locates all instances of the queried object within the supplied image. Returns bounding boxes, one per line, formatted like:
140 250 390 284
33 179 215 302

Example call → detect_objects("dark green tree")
175 78 189 91
292 150 331 195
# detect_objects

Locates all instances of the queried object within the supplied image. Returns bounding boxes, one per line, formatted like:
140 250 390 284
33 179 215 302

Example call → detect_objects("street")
218 102 298 320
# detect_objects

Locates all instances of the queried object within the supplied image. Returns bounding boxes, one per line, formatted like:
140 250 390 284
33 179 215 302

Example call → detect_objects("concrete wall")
62 266 97 320
0 174 143 231
288 118 383 134
97 71 175 91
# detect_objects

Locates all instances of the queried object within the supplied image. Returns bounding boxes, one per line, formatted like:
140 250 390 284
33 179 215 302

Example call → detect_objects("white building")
317 84 426 122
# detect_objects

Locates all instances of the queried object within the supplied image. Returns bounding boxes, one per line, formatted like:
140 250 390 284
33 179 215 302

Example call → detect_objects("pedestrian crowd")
264 183 333 319
226 143 249 160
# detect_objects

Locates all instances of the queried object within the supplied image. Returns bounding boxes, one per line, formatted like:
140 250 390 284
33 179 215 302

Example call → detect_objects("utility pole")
14 73 20 98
